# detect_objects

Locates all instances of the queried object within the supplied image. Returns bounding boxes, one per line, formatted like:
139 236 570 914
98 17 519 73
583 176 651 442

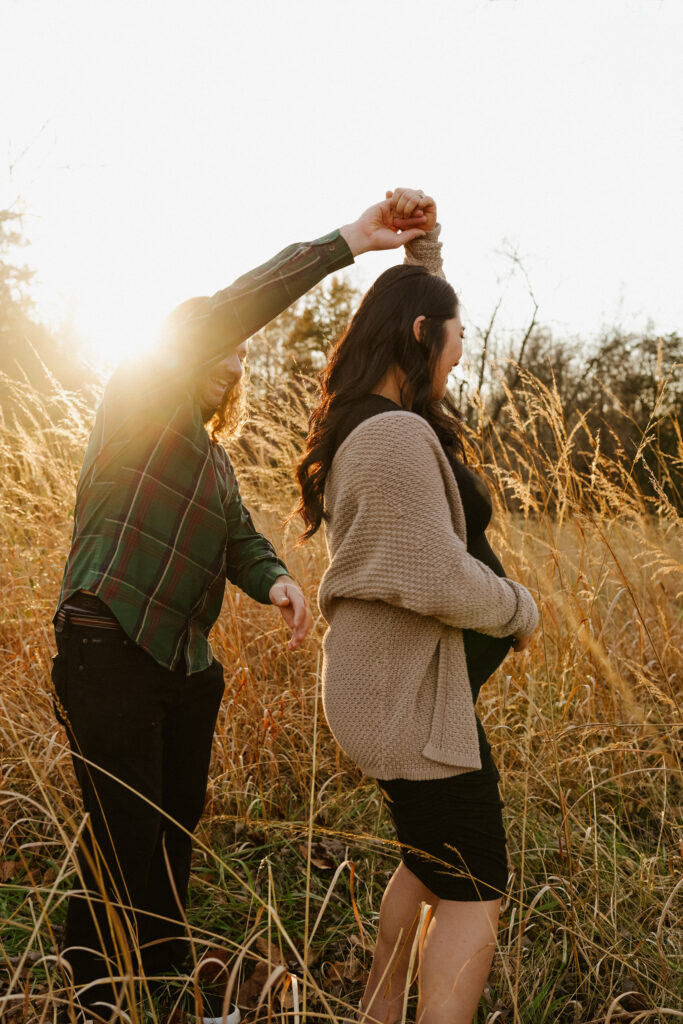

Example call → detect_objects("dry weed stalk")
0 368 681 1022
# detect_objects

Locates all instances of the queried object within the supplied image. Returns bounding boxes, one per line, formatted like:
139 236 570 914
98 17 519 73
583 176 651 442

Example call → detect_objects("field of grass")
1 371 681 1023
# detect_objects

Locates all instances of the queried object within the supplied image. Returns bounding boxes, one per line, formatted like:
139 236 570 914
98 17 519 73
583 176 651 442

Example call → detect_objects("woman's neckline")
364 393 402 408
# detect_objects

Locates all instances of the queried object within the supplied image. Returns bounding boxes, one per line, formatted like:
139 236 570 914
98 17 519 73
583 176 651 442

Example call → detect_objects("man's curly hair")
207 366 249 444
163 295 249 445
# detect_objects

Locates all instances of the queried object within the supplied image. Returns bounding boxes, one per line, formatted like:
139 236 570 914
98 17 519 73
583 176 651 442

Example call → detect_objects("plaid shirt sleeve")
223 475 290 603
167 230 353 378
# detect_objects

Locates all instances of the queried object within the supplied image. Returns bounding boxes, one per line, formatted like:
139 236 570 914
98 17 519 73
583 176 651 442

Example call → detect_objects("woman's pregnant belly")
464 534 514 700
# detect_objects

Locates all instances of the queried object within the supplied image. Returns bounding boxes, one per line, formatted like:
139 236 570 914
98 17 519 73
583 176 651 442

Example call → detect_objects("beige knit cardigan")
318 412 539 780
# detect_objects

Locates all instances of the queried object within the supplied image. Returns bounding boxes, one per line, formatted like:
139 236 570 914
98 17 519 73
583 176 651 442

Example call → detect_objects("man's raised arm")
163 195 428 376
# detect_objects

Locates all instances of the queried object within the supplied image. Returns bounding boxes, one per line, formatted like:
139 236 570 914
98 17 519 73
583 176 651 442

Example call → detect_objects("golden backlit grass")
0 368 681 1023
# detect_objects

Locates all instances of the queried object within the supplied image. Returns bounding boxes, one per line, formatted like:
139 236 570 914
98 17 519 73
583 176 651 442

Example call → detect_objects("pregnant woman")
296 191 539 1024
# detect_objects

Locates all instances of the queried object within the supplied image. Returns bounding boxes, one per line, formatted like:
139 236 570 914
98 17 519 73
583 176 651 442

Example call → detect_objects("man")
51 191 430 1020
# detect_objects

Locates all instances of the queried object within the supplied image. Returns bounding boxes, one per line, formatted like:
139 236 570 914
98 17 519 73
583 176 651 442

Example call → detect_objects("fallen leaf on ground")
253 936 288 966
196 946 231 981
322 957 365 983
297 840 340 870
237 959 272 1009
0 860 18 882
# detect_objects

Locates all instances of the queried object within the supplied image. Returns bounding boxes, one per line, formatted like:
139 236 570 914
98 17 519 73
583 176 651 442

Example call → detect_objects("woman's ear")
412 315 426 343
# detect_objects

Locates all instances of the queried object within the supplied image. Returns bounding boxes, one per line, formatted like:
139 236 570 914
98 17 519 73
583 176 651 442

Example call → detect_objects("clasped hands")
340 187 437 257
269 577 313 651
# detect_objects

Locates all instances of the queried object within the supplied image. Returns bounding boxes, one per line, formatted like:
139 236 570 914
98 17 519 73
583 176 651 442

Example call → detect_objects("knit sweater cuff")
506 579 540 636
404 223 444 278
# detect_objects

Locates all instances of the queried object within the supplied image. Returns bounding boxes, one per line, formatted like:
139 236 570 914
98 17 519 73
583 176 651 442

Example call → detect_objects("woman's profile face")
432 314 464 400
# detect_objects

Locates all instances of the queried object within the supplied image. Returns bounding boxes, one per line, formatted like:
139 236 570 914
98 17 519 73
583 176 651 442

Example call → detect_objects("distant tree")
247 274 361 392
0 207 90 412
0 210 33 306
232 274 361 479
0 207 40 374
464 316 682 509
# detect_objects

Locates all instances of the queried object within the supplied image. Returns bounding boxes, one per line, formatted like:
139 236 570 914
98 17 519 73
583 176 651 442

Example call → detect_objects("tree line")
246 273 681 513
2 207 680 511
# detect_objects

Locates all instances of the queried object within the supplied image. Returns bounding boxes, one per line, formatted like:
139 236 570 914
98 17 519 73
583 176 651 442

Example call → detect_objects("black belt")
55 592 124 634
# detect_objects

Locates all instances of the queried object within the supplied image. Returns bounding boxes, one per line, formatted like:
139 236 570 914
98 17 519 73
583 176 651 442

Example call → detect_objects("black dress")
333 396 512 901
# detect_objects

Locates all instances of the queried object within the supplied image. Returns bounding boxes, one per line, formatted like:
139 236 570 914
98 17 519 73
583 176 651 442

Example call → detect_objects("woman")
296 191 539 1024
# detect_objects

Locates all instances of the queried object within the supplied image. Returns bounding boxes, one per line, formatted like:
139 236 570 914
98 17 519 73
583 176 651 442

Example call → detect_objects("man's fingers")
386 228 426 248
274 586 312 650
291 593 306 630
288 609 312 650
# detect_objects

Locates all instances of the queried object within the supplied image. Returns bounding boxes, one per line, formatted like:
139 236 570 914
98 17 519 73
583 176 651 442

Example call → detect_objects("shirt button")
328 244 336 252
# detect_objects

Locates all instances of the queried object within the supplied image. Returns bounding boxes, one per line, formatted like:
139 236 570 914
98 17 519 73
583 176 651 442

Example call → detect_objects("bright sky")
1 0 681 366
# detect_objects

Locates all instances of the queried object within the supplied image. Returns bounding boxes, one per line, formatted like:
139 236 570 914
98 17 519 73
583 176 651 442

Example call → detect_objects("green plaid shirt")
56 230 353 673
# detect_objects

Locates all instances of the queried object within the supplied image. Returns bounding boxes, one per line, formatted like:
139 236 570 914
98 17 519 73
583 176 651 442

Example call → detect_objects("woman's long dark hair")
296 264 466 540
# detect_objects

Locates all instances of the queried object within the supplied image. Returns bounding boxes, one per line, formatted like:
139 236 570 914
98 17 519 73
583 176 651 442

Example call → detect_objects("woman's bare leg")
417 898 501 1024
360 863 436 1024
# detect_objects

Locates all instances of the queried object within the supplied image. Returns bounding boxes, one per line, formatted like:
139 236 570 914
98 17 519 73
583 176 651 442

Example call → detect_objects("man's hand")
269 577 313 651
340 198 427 256
386 188 437 233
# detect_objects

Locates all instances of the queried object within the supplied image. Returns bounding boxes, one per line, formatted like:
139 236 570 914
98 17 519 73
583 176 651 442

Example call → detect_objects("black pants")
51 618 224 1010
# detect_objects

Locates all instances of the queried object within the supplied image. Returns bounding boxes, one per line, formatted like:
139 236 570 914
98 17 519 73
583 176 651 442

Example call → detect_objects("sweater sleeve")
403 223 444 278
321 416 538 638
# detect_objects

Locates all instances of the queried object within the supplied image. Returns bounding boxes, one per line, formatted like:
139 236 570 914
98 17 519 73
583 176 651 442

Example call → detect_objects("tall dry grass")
0 366 681 1024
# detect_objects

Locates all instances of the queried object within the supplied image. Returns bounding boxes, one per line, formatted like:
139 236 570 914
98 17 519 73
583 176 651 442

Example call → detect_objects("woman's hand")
387 188 437 232
511 632 535 652
340 198 427 256
269 577 313 650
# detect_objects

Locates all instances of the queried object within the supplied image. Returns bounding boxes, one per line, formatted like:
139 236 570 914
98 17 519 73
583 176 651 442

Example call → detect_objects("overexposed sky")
1 0 681 364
